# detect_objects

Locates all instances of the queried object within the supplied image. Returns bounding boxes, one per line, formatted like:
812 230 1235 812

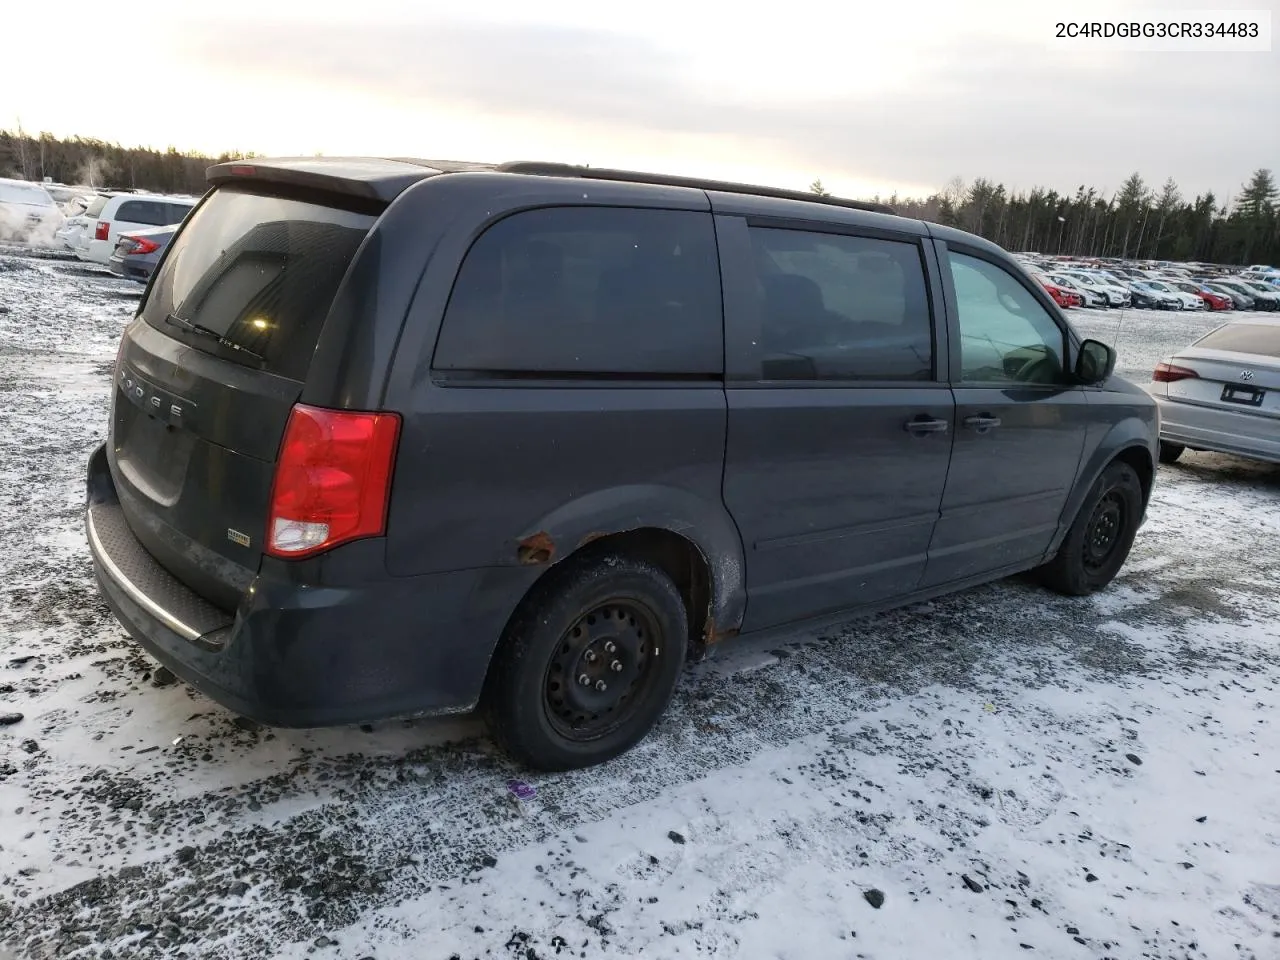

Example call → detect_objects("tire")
1158 441 1185 465
1038 461 1144 596
482 553 688 771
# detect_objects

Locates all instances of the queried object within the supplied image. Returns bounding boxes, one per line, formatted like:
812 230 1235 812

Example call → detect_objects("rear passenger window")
745 228 933 381
434 207 722 375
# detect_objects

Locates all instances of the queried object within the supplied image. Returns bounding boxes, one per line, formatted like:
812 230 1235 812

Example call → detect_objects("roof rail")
496 161 895 216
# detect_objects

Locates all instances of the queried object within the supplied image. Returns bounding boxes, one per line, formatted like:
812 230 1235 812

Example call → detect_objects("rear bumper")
85 442 521 727
1153 396 1280 464
107 256 152 282
81 239 114 264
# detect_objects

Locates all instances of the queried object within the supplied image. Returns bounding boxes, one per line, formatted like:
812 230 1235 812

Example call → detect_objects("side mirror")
1075 339 1116 385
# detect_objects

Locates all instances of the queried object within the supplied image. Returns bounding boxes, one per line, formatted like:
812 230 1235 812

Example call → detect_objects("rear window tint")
116 199 187 227
1195 323 1280 358
746 227 933 381
143 187 376 381
434 207 722 375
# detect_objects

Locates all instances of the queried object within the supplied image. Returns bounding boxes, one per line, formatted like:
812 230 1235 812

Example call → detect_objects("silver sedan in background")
107 225 176 283
1147 318 1280 465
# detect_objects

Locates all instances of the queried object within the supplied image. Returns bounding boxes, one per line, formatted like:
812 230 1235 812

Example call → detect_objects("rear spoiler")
205 158 449 205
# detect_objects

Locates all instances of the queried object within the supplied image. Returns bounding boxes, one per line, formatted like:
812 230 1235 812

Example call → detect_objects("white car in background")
62 192 197 264
1143 279 1205 310
0 177 64 245
1046 272 1108 307
58 193 121 256
1056 270 1131 307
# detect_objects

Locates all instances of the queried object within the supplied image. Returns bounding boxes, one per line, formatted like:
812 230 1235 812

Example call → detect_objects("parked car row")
0 173 193 278
59 192 195 271
1015 253 1280 313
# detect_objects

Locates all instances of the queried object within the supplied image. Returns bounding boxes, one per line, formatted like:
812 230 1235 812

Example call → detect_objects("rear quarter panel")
366 174 747 632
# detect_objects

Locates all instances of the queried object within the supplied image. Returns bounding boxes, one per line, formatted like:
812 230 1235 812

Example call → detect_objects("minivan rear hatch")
110 184 379 610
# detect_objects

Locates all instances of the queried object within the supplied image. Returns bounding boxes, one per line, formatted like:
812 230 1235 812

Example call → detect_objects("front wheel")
1158 441 1185 465
1038 461 1144 596
482 553 688 771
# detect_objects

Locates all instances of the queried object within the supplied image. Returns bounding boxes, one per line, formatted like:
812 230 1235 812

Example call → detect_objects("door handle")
904 415 950 436
963 414 1003 434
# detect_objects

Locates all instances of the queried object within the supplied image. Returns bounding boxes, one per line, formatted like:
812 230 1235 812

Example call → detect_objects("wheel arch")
506 484 748 656
1048 417 1157 559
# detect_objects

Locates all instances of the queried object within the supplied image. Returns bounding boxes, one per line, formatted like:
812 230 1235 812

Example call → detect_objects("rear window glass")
117 199 190 227
1195 323 1280 358
85 196 110 217
434 206 722 375
143 187 376 380
0 182 55 206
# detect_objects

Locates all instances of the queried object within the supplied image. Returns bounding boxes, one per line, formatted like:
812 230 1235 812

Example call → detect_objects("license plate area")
1221 384 1265 407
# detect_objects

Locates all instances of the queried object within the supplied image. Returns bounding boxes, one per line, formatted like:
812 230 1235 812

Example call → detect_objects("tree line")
3 129 1275 266
813 169 1279 267
0 128 252 197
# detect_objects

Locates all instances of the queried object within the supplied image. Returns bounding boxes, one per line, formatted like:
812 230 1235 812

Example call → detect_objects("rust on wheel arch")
516 531 555 565
703 613 739 645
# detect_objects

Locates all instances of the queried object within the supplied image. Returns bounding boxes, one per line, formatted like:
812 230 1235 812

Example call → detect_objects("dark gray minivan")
86 158 1157 769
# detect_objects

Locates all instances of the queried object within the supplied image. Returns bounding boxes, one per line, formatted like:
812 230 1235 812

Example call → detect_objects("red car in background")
1172 281 1233 310
1041 279 1082 309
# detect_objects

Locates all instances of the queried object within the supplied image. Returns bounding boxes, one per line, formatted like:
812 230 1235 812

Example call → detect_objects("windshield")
143 187 378 381
0 182 56 207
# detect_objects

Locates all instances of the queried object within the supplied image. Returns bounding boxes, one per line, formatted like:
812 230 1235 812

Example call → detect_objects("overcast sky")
6 0 1276 201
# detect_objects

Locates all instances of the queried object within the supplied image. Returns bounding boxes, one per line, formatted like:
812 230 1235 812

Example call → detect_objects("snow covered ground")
1 243 1278 960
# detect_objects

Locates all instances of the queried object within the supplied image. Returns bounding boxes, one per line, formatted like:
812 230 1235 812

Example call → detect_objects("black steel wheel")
483 553 687 771
1038 460 1144 596
543 600 663 741
1081 490 1126 574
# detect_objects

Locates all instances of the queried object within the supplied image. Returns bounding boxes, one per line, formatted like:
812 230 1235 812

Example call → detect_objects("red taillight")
1153 362 1199 383
94 221 110 241
266 404 401 559
124 236 160 256
230 165 256 177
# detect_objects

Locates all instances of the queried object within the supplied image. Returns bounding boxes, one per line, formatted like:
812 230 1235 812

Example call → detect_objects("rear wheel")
1038 461 1143 596
1158 441 1185 465
482 553 687 771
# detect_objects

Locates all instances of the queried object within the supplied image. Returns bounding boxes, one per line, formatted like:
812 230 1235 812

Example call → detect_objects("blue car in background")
108 225 176 283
